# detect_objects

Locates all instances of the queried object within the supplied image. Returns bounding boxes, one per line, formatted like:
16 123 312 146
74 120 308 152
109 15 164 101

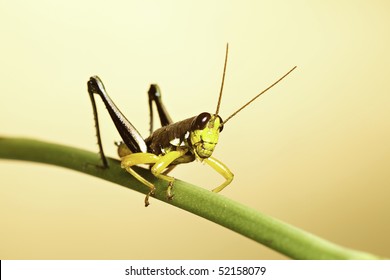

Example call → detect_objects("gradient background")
1 0 389 259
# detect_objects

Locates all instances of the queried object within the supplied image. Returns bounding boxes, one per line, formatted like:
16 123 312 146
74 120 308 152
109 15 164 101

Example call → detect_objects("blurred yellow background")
1 0 389 259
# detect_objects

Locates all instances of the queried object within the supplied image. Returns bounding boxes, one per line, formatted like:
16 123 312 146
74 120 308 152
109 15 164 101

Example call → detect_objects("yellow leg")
151 150 187 199
203 156 234 193
121 150 187 206
121 153 159 206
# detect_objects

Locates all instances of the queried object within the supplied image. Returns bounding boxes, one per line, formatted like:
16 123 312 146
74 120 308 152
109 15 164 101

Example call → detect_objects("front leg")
203 156 234 193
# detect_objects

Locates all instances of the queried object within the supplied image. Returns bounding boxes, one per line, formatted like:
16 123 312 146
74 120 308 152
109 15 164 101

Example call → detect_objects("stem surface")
0 136 380 259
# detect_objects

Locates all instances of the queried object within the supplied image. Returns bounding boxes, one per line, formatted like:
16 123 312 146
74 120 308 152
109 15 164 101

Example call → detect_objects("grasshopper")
87 45 296 206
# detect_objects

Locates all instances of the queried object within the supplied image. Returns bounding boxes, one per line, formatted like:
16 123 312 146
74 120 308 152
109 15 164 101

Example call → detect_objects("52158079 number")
218 266 266 276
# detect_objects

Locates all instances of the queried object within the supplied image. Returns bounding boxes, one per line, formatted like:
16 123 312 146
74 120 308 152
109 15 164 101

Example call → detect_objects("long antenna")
215 43 229 115
222 66 297 125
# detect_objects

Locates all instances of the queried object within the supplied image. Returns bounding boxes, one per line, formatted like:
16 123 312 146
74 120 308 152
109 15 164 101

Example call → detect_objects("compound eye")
192 112 211 130
218 116 224 132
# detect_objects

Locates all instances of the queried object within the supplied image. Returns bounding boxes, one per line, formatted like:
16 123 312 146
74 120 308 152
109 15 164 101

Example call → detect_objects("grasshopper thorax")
190 112 223 159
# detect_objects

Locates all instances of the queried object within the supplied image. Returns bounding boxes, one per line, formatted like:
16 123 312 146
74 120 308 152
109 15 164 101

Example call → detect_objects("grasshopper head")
190 112 224 159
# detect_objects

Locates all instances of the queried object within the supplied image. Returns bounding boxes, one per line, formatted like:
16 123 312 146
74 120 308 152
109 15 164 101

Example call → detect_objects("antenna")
215 43 229 115
222 66 297 125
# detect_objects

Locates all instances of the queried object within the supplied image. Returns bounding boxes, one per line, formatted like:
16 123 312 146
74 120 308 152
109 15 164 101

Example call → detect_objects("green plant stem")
0 136 381 259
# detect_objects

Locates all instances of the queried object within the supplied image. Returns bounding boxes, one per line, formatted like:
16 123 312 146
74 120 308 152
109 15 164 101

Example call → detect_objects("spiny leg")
203 156 234 193
148 84 173 134
88 76 148 155
87 78 109 168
